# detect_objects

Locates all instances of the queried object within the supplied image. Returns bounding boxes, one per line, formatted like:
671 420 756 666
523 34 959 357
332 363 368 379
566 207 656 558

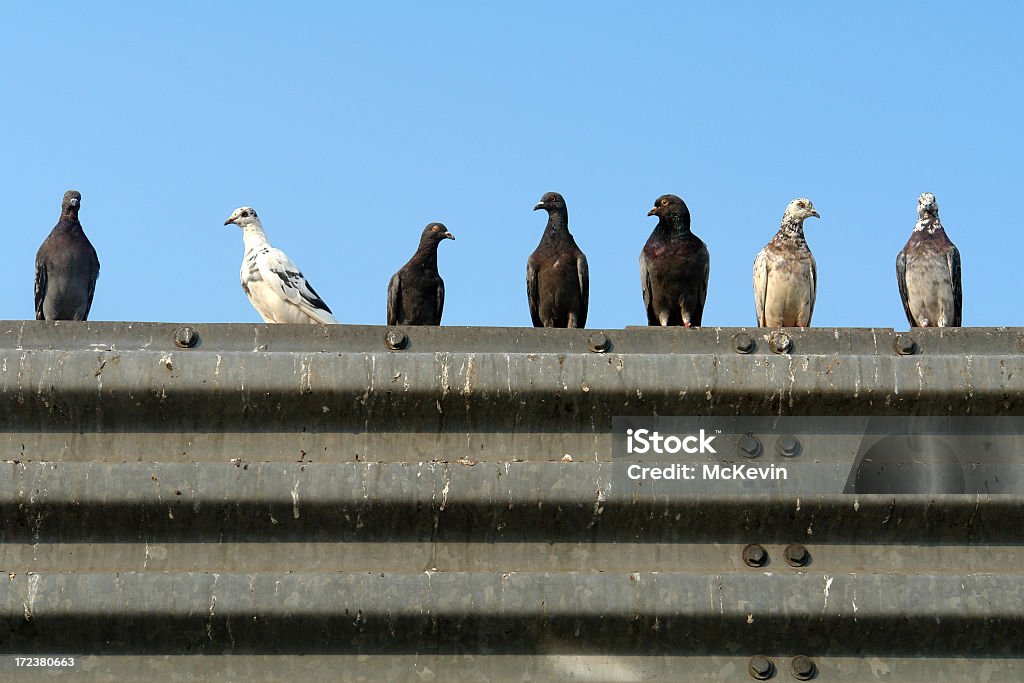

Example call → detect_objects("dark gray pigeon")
527 192 589 328
896 192 962 327
387 222 455 325
752 198 820 327
640 194 710 326
35 190 100 321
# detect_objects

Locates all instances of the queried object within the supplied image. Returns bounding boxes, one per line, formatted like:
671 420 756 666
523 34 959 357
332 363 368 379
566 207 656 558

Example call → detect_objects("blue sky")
2 4 1020 329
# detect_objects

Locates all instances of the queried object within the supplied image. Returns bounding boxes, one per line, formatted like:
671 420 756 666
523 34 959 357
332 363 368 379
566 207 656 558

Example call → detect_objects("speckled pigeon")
752 198 820 327
527 192 589 328
35 190 100 321
640 194 710 326
896 192 961 327
387 222 455 325
224 206 338 324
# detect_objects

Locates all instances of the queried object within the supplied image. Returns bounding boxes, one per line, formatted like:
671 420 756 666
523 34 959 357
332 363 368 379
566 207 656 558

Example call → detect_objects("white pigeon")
224 206 338 324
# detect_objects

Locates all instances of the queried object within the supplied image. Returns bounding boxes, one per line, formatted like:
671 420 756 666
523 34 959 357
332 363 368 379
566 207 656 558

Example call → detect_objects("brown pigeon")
527 192 589 328
35 190 100 321
896 192 961 327
387 222 455 325
640 194 710 327
752 198 820 327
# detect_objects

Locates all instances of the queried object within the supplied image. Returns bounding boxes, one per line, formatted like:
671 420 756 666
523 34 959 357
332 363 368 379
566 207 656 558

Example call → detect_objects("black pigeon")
896 192 962 327
387 222 455 325
527 192 589 328
35 190 100 321
640 194 710 326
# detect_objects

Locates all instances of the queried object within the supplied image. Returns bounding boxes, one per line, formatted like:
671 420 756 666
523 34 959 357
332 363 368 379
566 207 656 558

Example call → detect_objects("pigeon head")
224 206 261 228
61 190 82 215
917 192 939 219
533 192 567 213
782 198 820 224
647 194 691 225
421 222 456 245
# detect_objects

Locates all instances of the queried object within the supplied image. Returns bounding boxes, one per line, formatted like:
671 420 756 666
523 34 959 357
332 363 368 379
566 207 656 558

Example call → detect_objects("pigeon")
387 222 455 325
640 194 710 327
35 190 100 321
224 206 338 324
527 192 589 328
896 192 962 327
752 198 820 327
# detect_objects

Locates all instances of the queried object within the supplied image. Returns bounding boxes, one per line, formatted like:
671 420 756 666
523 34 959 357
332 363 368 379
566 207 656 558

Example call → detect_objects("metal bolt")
587 331 610 353
775 435 801 457
768 331 792 354
742 543 768 568
784 543 810 567
384 329 408 351
791 655 816 680
748 654 775 680
894 334 917 355
738 435 762 458
173 327 198 349
734 332 756 354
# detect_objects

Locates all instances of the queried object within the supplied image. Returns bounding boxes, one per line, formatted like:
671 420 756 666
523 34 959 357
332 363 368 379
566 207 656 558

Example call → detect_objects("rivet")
894 334 917 355
791 655 816 680
734 332 756 354
738 435 763 458
173 326 199 349
587 331 610 353
784 543 810 567
768 331 792 354
775 435 801 457
748 654 775 680
384 329 408 351
742 543 768 568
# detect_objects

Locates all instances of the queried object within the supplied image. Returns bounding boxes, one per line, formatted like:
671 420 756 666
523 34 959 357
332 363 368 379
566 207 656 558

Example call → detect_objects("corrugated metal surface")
1 321 1022 681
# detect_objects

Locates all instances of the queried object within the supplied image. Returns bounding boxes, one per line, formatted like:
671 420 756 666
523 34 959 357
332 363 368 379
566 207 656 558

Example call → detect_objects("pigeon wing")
436 277 445 325
639 252 657 325
895 249 916 327
752 248 769 327
34 259 47 320
526 261 541 327
576 252 589 329
806 251 817 326
694 246 710 326
386 272 402 326
949 244 962 326
255 247 338 325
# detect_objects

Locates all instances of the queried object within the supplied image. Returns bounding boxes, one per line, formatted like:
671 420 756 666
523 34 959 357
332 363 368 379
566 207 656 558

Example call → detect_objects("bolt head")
748 654 774 679
738 435 763 458
173 327 198 349
784 543 809 567
587 331 610 353
734 332 756 354
791 655 816 680
385 329 408 351
894 334 917 355
775 434 801 457
768 331 792 354
742 543 768 567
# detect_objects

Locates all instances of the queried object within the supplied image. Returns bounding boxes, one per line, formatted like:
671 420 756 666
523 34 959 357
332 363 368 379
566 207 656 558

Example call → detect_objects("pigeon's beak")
810 210 820 219
224 217 236 226
533 202 545 211
647 207 658 217
443 232 455 241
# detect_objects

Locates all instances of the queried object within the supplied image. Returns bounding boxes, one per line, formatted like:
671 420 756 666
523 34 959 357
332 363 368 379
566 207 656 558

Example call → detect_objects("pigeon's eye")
660 198 668 207
797 202 806 209
431 225 440 232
